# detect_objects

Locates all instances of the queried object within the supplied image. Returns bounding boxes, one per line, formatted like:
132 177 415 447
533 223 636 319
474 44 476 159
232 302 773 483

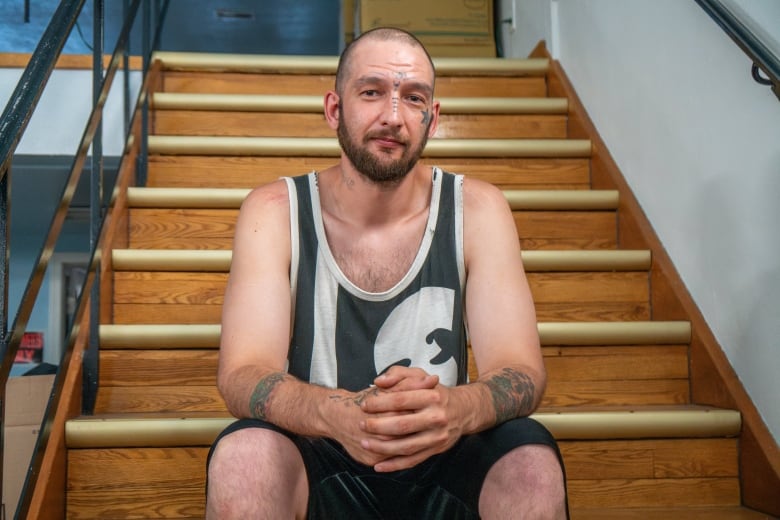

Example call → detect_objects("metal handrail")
0 1 169 517
695 0 780 100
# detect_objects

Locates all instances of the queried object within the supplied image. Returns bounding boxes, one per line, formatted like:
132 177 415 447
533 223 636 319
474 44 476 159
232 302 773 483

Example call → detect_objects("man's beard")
337 117 430 186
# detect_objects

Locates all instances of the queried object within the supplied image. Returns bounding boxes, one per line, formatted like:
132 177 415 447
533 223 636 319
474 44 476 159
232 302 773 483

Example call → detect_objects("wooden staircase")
26 47 780 519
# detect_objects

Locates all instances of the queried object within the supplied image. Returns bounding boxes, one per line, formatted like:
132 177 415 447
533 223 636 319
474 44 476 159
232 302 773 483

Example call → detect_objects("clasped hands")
335 365 464 473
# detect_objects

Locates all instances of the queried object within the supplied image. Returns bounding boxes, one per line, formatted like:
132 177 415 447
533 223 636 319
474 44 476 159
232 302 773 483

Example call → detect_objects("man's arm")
358 177 545 470
217 180 407 466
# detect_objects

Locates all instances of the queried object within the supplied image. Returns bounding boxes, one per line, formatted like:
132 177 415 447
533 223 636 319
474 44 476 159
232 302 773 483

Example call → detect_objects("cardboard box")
356 0 496 57
3 374 55 518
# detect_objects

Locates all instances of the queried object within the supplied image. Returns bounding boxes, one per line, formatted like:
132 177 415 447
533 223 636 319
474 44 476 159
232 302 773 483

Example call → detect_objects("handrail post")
123 0 131 134
83 0 105 415
0 168 9 512
137 0 151 187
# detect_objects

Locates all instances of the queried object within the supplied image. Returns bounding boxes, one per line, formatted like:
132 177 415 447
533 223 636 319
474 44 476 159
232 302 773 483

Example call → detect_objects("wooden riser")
160 71 549 98
146 156 592 189
111 270 647 323
65 437 742 519
93 344 689 413
126 207 617 251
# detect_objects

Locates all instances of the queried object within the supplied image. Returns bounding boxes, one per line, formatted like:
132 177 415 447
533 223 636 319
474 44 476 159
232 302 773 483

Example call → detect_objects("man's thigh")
208 417 565 518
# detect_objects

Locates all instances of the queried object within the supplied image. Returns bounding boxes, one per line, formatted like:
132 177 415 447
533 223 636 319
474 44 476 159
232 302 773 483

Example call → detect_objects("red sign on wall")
15 332 43 363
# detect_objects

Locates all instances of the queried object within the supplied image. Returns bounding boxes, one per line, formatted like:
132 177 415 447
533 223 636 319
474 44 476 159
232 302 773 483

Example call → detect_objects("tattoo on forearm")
329 387 379 407
249 372 288 420
484 368 536 424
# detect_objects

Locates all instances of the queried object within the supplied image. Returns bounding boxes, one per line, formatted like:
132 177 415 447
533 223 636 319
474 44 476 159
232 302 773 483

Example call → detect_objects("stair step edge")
98 321 691 349
153 51 550 76
65 406 740 449
147 135 593 158
127 186 618 210
112 249 650 273
151 92 569 114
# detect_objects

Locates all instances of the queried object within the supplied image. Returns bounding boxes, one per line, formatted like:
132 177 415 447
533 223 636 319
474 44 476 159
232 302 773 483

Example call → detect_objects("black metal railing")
695 0 780 100
0 1 169 517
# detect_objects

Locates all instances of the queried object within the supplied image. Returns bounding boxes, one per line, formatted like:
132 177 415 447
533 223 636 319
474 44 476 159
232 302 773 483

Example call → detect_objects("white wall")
500 0 780 441
1 69 140 155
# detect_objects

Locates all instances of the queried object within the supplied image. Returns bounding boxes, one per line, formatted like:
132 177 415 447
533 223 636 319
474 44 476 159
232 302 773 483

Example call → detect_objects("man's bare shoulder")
461 176 509 215
240 178 291 216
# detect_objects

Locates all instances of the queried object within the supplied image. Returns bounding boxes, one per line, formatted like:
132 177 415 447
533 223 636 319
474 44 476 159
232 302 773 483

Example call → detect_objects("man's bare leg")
206 428 308 519
479 444 567 519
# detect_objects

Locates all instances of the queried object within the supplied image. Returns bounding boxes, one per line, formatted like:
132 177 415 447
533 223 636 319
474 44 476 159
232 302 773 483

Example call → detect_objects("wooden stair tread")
111 248 650 272
127 186 618 210
151 92 569 114
147 135 593 157
65 405 740 449
98 321 691 349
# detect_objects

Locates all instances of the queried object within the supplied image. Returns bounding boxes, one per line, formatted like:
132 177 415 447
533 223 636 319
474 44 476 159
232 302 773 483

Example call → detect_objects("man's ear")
427 99 441 138
324 91 340 130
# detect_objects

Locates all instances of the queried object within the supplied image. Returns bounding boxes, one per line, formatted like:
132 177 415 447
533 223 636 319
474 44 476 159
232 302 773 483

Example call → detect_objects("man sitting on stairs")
206 26 568 519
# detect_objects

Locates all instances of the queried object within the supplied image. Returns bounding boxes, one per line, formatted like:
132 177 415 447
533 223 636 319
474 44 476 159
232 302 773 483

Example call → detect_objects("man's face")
335 39 438 185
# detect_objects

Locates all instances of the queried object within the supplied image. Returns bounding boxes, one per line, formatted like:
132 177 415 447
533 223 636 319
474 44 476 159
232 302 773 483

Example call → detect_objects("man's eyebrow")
353 75 433 96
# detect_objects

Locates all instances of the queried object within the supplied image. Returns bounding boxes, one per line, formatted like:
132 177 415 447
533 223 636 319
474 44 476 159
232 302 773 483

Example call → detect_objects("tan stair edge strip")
127 187 617 210
99 321 691 349
112 249 650 273
151 92 568 114
152 51 549 76
64 406 740 448
148 136 592 158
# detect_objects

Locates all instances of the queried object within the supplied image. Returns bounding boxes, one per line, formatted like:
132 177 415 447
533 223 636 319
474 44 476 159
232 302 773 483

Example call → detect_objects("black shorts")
208 417 566 519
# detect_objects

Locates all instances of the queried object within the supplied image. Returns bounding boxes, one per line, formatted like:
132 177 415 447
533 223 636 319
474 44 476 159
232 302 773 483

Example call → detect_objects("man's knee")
480 444 567 519
207 427 308 518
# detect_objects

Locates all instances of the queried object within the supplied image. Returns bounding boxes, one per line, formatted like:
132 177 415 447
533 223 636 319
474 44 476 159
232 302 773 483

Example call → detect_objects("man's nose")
380 95 402 125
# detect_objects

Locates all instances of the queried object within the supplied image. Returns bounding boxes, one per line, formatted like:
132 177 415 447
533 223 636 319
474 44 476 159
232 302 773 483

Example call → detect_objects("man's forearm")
221 366 342 437
481 366 539 423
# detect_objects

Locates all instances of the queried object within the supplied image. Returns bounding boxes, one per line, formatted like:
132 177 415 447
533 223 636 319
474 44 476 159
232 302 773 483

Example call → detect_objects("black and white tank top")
284 168 467 392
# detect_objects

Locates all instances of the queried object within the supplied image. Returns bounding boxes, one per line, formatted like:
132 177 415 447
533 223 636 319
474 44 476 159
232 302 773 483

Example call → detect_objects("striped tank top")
283 168 467 392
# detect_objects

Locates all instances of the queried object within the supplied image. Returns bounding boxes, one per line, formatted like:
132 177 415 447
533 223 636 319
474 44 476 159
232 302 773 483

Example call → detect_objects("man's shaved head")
335 27 435 96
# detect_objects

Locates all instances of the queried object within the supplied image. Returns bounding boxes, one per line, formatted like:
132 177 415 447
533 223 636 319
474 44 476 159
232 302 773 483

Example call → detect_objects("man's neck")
318 162 432 227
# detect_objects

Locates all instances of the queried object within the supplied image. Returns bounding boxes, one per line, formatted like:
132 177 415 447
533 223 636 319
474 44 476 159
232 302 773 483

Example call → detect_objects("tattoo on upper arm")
249 372 288 420
484 368 536 424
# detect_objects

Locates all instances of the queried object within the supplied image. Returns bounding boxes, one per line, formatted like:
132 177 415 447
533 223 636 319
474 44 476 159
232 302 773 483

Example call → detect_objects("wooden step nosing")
536 408 742 440
111 249 650 273
99 324 221 348
151 92 568 114
65 417 234 449
98 321 690 348
127 187 250 208
539 321 692 345
147 136 592 158
64 408 740 448
504 189 619 210
112 249 232 272
127 187 617 210
153 51 549 76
